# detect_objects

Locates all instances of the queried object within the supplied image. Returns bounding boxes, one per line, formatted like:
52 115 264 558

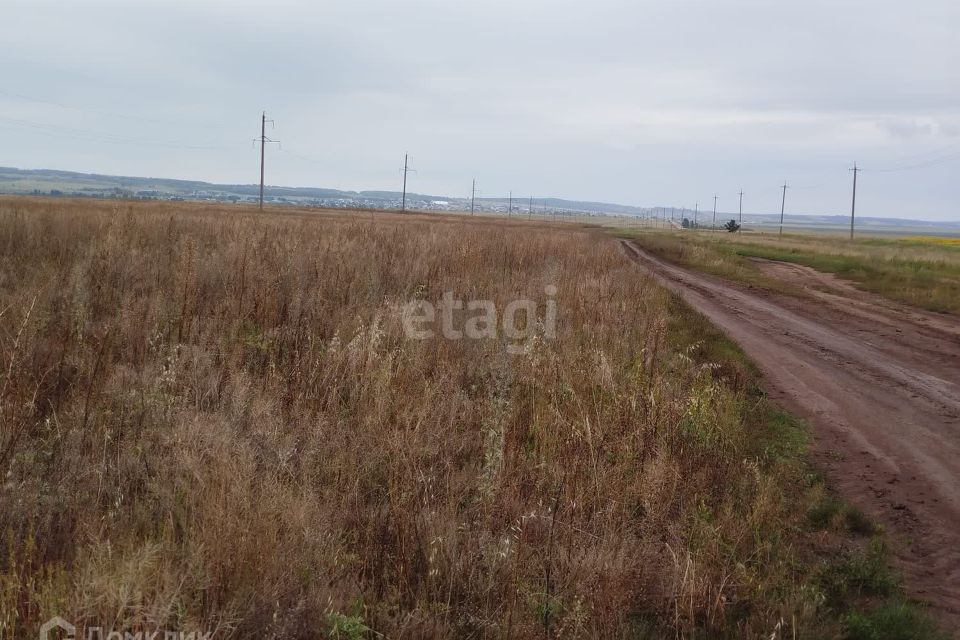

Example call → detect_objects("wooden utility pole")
849 162 860 240
712 195 718 231
401 153 409 212
528 196 533 220
254 111 277 210
694 202 698 228
508 191 512 216
779 182 789 237
259 113 266 210
470 179 476 215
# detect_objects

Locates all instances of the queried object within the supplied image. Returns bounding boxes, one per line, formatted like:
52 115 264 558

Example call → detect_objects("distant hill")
1 167 958 234
0 167 654 215
0 167 415 202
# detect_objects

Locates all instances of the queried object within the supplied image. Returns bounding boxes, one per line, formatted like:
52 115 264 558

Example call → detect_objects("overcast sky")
3 0 959 219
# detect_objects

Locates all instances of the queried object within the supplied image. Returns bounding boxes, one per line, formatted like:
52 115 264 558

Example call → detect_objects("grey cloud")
880 119 936 139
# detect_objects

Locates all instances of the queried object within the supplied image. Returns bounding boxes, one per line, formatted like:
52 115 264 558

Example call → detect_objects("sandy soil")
622 240 960 630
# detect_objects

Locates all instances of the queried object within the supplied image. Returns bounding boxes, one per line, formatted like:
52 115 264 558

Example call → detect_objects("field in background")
899 236 960 247
0 198 942 638
618 228 960 314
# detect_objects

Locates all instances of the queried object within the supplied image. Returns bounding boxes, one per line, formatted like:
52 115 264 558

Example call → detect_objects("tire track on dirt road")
621 239 960 630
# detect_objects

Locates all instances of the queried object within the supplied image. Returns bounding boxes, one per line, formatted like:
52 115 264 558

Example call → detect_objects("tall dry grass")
1 198 838 638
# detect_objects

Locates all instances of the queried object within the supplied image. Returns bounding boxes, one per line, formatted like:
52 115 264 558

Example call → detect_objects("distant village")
25 186 441 210
21 185 609 217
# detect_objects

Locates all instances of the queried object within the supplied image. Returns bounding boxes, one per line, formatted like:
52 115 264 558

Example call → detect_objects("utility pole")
259 113 266 210
738 190 744 232
254 111 278 210
401 153 409 212
779 181 789 237
508 191 512 216
712 195 718 231
694 202 699 228
528 196 533 220
471 179 476 215
849 162 860 240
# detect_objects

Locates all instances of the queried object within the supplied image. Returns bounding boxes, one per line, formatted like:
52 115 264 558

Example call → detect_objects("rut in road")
621 239 960 629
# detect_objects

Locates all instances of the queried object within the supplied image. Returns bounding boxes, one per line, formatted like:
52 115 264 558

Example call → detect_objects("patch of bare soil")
623 241 960 632
748 256 960 340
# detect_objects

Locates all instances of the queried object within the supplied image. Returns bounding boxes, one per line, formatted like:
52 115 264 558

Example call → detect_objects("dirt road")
622 240 960 627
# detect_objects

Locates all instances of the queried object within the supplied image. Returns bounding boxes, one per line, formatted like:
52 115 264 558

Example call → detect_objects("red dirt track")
623 239 960 630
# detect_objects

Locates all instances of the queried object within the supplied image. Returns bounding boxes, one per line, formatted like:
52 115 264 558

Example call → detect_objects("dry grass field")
0 198 940 638
619 228 960 314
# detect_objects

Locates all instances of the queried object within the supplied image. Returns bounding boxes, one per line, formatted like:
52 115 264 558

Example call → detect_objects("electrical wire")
277 148 326 164
0 88 185 127
867 142 960 172
0 115 239 151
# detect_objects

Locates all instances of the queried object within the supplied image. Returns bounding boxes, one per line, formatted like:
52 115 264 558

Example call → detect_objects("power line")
0 115 232 150
0 88 186 127
253 111 279 211
779 181 789 237
398 153 417 212
402 154 409 212
849 162 860 240
869 149 960 172
277 148 326 165
868 142 960 172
